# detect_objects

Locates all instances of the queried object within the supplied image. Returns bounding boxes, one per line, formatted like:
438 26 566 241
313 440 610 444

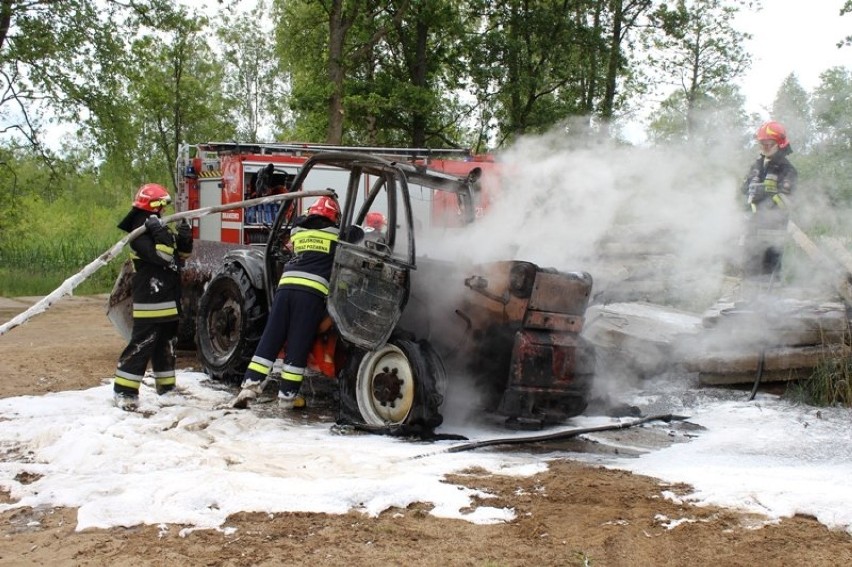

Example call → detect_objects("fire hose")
407 413 690 458
0 189 335 337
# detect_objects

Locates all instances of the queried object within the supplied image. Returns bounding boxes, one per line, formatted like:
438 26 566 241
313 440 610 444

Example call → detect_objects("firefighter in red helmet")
235 194 342 409
364 211 387 232
740 120 798 278
113 183 193 410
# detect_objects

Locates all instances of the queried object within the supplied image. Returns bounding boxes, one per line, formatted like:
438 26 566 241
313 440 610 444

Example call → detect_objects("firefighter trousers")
114 319 179 396
243 287 326 393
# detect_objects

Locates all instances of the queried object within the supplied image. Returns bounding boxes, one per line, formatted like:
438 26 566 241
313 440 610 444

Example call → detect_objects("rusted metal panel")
528 271 592 315
523 311 584 333
508 330 595 387
496 329 595 425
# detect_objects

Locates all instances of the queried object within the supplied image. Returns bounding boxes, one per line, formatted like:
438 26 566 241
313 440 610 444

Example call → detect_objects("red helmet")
133 183 172 212
756 121 788 149
365 211 386 231
307 196 340 223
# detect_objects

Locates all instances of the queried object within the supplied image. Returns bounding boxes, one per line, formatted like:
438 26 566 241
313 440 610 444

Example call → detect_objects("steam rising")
414 122 849 422
423 124 749 306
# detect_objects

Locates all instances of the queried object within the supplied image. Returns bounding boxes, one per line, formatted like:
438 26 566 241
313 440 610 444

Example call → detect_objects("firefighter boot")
229 377 270 409
113 392 139 411
278 379 306 410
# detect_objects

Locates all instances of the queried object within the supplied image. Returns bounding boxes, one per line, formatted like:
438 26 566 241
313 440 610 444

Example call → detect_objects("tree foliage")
0 0 846 199
841 0 852 47
771 74 813 152
118 7 237 192
806 66 852 203
644 0 754 140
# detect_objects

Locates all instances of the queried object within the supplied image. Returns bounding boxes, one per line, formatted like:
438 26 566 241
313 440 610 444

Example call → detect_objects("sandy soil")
0 295 850 566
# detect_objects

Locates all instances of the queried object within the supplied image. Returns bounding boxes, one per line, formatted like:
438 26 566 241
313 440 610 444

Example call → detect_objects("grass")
0 237 125 296
788 353 852 407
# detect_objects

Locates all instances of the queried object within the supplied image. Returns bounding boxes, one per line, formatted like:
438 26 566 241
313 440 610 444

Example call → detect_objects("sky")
735 1 851 118
0 370 850 536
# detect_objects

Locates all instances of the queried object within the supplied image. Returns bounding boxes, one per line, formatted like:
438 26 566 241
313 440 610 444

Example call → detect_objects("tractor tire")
355 337 446 430
195 263 267 383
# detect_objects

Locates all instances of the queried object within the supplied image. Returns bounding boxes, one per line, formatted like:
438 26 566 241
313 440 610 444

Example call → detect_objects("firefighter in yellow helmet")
234 195 341 409
740 120 798 278
113 183 193 411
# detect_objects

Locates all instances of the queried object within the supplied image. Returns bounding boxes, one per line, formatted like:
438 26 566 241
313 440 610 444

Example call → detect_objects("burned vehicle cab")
318 154 471 430
195 152 462 430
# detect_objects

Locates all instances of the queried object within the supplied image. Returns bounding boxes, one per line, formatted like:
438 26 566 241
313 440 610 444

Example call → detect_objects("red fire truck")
174 142 493 245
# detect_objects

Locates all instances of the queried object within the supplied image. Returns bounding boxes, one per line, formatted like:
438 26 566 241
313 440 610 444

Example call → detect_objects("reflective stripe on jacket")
278 220 339 297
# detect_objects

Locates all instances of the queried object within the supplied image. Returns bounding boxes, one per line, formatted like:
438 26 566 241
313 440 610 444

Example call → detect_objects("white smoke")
415 120 850 420
422 122 747 309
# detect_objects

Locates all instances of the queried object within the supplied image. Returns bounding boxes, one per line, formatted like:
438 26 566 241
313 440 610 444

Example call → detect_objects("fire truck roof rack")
196 141 471 162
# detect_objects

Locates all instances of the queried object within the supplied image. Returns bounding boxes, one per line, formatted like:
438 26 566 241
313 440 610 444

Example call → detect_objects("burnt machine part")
449 264 595 429
498 270 595 429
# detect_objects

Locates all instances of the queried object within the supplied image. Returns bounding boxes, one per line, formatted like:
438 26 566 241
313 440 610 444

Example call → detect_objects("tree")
0 1 180 160
599 0 656 121
274 0 408 144
0 1 119 159
840 0 852 47
466 0 610 145
215 0 288 142
807 66 852 204
646 83 750 149
644 0 754 141
347 0 474 147
771 74 813 152
119 9 236 191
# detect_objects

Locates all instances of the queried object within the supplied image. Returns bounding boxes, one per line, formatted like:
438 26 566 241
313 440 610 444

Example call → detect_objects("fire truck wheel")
355 338 445 429
195 264 267 383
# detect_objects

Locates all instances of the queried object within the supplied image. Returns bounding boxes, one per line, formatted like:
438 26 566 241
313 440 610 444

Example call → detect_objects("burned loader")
190 152 595 431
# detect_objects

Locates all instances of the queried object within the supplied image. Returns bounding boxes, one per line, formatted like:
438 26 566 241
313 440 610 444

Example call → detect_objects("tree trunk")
326 0 346 144
601 0 623 120
410 18 428 147
0 0 12 52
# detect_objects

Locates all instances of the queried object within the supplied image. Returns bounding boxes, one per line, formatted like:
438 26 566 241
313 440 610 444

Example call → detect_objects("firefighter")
364 211 386 233
113 183 193 410
235 195 341 409
740 120 798 278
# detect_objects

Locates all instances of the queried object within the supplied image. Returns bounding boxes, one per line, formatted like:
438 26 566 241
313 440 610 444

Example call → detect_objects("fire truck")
174 142 493 246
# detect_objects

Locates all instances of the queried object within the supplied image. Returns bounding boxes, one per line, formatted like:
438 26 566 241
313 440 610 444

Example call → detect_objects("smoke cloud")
412 118 849 422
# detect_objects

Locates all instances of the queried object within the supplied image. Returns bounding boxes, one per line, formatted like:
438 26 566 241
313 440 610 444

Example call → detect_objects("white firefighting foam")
0 370 851 535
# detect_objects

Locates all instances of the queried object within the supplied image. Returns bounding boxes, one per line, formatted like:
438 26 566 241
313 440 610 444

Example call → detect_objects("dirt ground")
0 295 850 567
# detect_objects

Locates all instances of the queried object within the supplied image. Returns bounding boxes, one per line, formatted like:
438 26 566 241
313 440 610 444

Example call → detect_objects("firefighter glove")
146 214 174 249
176 219 193 256
747 182 766 204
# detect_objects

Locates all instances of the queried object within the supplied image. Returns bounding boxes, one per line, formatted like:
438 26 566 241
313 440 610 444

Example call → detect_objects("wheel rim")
204 282 242 364
356 344 415 425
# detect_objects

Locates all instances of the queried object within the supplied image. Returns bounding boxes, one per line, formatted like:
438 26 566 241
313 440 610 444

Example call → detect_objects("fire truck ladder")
195 141 471 163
